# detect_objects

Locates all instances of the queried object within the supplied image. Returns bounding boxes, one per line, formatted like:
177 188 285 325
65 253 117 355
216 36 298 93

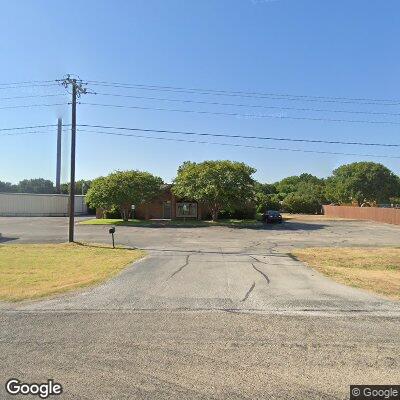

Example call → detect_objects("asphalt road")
0 217 399 399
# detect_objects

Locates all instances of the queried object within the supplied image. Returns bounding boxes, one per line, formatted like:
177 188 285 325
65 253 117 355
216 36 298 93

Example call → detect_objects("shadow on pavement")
82 220 327 231
0 236 19 243
262 221 327 231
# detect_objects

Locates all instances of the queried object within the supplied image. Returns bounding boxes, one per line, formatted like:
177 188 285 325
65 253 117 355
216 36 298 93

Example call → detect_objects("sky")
0 0 399 184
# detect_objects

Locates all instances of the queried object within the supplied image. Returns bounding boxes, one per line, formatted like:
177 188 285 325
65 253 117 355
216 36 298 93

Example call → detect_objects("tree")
325 162 400 205
255 182 277 196
60 179 92 195
254 182 279 212
275 173 324 196
85 170 163 221
172 160 256 221
282 193 322 214
17 178 55 194
0 181 16 192
271 173 326 213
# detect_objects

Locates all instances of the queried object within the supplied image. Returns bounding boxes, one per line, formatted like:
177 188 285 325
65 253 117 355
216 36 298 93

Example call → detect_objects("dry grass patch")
0 243 145 302
292 247 400 300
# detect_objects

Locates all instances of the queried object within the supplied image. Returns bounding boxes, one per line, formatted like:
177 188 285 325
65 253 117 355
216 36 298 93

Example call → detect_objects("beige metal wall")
323 205 400 225
0 193 87 216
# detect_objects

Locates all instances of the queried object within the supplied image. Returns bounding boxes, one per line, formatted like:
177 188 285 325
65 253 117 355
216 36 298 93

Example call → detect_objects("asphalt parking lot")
0 216 399 399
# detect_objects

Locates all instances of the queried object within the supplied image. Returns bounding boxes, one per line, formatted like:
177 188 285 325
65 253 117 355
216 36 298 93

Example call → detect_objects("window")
176 202 197 218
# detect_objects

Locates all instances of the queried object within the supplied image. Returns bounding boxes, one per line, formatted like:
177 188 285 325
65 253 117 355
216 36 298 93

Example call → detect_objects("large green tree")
275 173 325 197
17 178 55 194
172 160 256 221
254 182 279 212
0 181 16 192
282 193 322 214
270 173 326 213
325 162 400 205
86 170 163 221
60 179 92 195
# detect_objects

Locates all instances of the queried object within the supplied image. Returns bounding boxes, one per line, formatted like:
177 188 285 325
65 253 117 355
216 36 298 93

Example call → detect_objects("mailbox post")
109 227 115 248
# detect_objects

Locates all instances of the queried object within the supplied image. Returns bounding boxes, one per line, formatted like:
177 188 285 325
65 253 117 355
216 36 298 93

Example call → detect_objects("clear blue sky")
1 0 399 184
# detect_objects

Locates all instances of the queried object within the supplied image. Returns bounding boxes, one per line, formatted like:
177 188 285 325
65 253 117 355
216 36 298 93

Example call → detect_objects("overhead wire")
0 93 66 101
0 102 68 110
88 91 400 117
77 124 400 148
79 102 400 125
76 128 400 160
85 80 400 106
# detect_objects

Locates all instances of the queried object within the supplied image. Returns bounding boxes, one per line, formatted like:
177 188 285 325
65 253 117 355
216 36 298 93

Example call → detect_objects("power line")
0 124 57 132
0 83 60 90
0 125 70 136
79 102 400 125
0 130 55 137
0 93 66 101
86 80 400 106
1 122 397 158
76 128 400 160
0 79 56 86
0 102 68 110
77 124 400 148
4 122 398 148
89 91 400 117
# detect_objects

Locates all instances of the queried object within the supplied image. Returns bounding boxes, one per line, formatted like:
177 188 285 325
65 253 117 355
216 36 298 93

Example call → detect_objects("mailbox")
109 227 116 248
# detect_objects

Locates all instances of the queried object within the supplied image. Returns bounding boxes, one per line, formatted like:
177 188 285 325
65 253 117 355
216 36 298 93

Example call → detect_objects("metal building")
0 193 87 216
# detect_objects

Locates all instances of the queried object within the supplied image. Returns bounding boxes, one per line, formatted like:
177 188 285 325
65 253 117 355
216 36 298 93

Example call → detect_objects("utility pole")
60 75 87 242
55 118 62 193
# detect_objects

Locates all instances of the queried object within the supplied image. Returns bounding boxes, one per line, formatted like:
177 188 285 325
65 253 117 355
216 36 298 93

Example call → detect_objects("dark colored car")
262 210 282 223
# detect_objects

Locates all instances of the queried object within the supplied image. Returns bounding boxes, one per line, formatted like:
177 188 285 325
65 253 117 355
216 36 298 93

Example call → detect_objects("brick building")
134 184 207 220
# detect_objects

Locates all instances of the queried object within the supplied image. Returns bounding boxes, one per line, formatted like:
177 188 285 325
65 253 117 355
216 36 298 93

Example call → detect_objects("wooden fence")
322 205 400 225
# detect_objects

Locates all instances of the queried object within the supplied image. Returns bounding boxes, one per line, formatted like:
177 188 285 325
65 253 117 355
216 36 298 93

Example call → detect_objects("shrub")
282 193 322 214
256 194 281 213
218 206 256 219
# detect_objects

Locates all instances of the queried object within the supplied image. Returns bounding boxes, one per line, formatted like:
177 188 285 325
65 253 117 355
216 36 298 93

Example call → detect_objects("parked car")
262 210 282 223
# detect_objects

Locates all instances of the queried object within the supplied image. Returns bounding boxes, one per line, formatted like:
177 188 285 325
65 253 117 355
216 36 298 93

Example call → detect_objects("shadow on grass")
73 241 139 251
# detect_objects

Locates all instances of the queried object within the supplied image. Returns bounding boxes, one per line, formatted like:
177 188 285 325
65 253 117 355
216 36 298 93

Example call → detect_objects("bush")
218 206 256 220
256 194 281 213
282 193 322 214
104 206 122 219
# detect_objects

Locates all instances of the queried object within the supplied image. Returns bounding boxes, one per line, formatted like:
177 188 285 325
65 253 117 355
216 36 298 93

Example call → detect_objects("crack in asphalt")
241 282 256 302
167 255 191 280
249 255 268 264
251 263 270 284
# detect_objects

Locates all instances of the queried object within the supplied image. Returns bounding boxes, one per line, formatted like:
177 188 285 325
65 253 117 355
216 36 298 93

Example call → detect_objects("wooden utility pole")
60 75 87 242
55 118 62 193
69 82 77 242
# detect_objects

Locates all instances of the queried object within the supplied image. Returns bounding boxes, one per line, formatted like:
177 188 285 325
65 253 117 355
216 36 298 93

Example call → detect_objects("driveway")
0 217 399 399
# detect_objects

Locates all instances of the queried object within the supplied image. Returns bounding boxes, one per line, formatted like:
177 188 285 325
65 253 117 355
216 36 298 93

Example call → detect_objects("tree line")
257 162 400 214
0 179 92 195
2 161 399 220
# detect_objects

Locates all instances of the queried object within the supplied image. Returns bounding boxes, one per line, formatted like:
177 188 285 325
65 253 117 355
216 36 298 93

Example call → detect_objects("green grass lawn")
80 218 262 228
0 243 145 302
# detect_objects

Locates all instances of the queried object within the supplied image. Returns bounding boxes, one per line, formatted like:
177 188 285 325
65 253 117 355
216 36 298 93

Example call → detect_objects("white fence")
0 193 87 216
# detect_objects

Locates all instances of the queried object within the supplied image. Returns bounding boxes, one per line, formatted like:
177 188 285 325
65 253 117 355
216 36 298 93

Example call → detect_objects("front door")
162 201 171 219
